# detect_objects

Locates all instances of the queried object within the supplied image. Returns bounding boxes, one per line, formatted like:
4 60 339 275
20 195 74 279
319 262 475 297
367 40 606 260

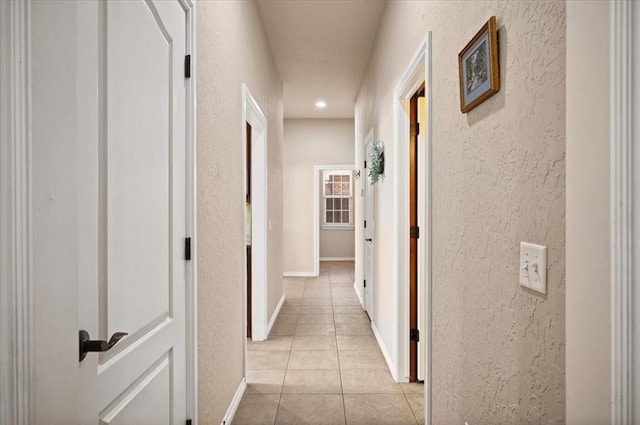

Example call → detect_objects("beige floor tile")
248 336 293 351
246 370 286 394
334 313 370 326
275 394 345 425
343 394 417 425
297 313 334 324
332 305 365 315
295 321 335 336
303 290 332 299
299 305 333 315
336 335 378 351
282 369 342 394
300 297 333 306
279 304 301 315
400 382 425 394
270 322 297 336
331 297 361 306
405 392 425 424
340 369 402 393
282 297 301 306
234 394 280 425
338 350 387 370
292 335 337 351
288 350 339 370
275 313 299 325
247 351 290 370
335 321 373 336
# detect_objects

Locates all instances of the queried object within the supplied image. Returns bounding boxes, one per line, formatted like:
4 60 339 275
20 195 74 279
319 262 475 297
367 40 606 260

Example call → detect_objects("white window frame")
322 169 354 230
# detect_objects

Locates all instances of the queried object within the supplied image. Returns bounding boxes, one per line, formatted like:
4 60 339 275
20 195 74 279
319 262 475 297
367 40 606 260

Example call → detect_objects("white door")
363 140 374 319
76 1 188 423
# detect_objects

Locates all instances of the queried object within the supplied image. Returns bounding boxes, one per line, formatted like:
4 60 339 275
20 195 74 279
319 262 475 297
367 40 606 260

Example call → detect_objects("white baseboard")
371 321 398 382
220 377 247 425
319 257 355 261
353 280 365 310
283 271 316 277
266 294 285 338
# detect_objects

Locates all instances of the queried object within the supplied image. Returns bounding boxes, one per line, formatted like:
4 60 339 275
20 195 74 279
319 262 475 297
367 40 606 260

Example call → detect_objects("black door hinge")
364 160 367 168
364 220 367 229
185 55 191 78
186 420 192 425
410 328 419 342
410 225 420 239
364 279 366 288
185 237 192 261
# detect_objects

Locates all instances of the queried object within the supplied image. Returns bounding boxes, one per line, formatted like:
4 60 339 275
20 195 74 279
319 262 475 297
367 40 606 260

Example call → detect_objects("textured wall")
566 2 611 423
283 119 355 272
354 1 566 423
196 2 283 423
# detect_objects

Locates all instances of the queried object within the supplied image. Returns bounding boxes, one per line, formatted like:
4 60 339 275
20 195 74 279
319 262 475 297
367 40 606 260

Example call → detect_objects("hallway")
235 262 424 425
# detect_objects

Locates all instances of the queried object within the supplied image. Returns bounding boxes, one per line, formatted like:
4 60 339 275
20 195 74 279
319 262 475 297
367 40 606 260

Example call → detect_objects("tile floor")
234 261 424 425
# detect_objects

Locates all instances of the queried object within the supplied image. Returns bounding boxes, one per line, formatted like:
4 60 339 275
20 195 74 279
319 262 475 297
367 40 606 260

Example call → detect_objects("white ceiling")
256 0 386 119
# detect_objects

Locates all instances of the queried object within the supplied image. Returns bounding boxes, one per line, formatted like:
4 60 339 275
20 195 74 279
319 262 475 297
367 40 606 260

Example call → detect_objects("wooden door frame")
0 1 198 423
392 34 432 423
246 122 252 340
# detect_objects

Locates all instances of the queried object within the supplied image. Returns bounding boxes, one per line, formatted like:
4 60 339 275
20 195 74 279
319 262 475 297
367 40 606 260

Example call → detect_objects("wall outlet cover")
519 242 547 294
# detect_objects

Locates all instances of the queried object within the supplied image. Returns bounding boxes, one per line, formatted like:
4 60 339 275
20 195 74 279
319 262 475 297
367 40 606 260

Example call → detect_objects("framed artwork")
458 16 500 113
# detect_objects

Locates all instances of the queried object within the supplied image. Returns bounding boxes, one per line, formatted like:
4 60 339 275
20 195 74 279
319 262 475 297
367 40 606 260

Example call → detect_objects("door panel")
78 1 187 423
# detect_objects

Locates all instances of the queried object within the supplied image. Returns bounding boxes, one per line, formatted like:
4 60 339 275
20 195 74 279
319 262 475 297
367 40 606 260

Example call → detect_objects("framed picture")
458 16 500 113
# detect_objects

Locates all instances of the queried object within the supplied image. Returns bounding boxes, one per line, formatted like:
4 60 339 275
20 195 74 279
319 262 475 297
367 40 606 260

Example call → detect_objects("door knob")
79 329 128 361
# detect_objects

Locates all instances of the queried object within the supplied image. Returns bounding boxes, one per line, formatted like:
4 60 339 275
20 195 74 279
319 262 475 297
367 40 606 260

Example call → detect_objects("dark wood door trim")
409 84 424 382
246 122 252 339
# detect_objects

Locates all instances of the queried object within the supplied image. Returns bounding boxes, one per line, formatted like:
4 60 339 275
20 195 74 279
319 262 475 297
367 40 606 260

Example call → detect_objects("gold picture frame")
458 16 500 113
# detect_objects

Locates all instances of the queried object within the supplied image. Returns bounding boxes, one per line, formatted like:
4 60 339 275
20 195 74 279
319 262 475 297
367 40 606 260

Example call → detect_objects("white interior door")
77 1 188 423
364 140 374 319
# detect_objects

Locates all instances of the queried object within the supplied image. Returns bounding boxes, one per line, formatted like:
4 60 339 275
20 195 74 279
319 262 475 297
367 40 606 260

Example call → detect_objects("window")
323 170 353 228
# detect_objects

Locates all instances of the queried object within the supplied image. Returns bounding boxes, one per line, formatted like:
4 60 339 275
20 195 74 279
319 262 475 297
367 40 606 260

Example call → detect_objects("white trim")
372 321 399 382
0 1 33 424
610 2 636 423
220 377 247 425
392 34 432 422
319 257 355 261
313 164 355 278
242 85 269 343
353 281 365 310
266 294 285 337
283 271 316 277
183 1 198 423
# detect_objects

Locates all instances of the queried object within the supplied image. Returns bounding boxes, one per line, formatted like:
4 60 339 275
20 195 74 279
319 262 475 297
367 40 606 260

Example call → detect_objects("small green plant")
369 141 385 183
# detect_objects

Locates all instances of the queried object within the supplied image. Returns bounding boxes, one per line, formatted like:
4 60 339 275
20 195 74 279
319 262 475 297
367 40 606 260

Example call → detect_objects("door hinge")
364 279 366 288
184 54 191 78
410 225 420 239
364 160 367 168
410 328 420 342
185 237 192 261
186 420 192 425
364 220 367 229
411 123 420 136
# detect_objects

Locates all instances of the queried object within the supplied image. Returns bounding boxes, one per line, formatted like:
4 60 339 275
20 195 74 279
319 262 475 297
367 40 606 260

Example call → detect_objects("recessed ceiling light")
315 100 327 109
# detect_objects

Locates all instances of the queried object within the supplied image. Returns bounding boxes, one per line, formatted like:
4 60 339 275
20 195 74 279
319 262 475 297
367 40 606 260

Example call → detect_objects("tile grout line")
329 264 349 425
272 295 299 425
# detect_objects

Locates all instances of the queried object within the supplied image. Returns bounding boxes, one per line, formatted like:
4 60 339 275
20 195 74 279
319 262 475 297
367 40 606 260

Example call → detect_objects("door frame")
610 1 638 422
361 128 375 317
313 164 356 277
241 84 269 342
0 1 198 423
392 34 432 422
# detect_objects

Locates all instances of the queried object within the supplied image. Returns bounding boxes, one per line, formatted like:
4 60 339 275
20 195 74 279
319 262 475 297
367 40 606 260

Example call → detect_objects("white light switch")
519 242 547 294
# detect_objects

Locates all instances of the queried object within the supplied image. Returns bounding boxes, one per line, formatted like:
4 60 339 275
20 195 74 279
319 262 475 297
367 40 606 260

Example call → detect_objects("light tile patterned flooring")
234 261 424 425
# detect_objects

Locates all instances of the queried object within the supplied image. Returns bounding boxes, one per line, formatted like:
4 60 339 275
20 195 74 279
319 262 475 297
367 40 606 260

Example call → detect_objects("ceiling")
256 0 387 119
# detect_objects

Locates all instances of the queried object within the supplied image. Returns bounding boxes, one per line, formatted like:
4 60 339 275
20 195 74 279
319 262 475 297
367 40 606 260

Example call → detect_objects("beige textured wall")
283 119 355 272
566 2 611 423
196 2 283 423
354 1 566 423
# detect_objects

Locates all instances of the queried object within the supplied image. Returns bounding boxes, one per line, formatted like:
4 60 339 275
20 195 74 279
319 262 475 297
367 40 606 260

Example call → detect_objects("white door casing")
22 1 197 423
363 130 375 319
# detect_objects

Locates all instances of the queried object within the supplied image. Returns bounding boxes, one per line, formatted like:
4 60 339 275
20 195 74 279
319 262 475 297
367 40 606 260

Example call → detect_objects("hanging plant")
369 141 385 184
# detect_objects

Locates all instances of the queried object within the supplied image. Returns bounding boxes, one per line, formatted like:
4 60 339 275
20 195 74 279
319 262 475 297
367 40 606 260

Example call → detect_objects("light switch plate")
519 242 547 294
